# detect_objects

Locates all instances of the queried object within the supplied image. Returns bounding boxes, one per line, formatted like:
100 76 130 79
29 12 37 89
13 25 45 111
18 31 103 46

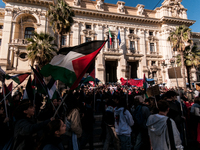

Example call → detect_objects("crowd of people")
0 83 200 150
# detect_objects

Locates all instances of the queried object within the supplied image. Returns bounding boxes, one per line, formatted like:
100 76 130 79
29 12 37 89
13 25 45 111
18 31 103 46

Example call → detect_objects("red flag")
90 69 95 80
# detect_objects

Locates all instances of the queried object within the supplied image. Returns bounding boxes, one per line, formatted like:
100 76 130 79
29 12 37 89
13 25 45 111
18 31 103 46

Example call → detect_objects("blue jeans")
118 135 131 150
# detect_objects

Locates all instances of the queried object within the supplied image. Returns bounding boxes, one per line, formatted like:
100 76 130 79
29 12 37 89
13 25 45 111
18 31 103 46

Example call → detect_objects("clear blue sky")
0 0 199 32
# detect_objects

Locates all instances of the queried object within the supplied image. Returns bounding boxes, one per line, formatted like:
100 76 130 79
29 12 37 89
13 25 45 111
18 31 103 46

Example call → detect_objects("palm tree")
168 25 192 91
176 45 200 88
26 31 57 69
47 0 74 49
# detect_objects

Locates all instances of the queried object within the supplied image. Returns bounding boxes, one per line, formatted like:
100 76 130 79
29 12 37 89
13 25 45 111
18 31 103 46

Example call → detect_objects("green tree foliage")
176 45 200 88
168 25 192 91
47 0 74 49
26 32 57 69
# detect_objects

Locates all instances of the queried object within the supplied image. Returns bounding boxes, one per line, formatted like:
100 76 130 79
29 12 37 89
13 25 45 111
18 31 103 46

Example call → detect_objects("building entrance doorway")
105 61 117 83
128 61 138 79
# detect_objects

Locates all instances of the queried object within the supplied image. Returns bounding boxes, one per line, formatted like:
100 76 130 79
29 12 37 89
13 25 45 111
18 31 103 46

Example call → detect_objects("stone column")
96 24 105 83
119 27 126 80
0 8 13 70
155 41 157 53
67 33 70 46
11 22 16 40
72 22 80 46
135 40 138 52
14 47 19 70
161 28 171 87
139 29 147 78
38 15 46 33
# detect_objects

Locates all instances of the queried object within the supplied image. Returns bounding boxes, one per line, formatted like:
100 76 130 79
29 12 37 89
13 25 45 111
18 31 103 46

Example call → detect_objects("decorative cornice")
3 0 53 7
73 7 161 24
73 7 195 26
192 32 200 38
161 16 195 26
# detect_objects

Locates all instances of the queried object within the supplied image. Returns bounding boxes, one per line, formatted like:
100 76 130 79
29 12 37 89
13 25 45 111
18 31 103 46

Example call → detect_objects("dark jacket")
0 116 10 146
81 104 95 131
102 106 115 126
13 117 50 150
42 137 65 150
167 100 182 131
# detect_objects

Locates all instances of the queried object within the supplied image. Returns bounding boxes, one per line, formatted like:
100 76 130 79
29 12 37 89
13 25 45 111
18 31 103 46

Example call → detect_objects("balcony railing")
104 48 120 53
127 48 140 54
10 39 29 46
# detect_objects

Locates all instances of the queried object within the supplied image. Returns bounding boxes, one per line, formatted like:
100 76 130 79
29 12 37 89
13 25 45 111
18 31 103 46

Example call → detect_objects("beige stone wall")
0 0 198 87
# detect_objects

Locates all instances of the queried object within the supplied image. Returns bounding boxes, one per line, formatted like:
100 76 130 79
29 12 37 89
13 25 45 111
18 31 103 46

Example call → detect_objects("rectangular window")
86 24 91 29
0 25 3 29
151 61 156 66
130 41 135 50
62 35 67 46
0 39 1 46
153 72 157 78
149 31 153 36
86 37 91 42
130 29 134 34
150 43 155 52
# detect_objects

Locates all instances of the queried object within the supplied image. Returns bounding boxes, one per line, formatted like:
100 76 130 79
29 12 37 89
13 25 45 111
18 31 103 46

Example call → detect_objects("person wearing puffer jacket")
114 97 134 150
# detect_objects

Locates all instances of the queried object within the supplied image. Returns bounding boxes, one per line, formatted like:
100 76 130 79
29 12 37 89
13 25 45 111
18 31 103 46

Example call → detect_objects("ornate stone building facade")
0 0 199 87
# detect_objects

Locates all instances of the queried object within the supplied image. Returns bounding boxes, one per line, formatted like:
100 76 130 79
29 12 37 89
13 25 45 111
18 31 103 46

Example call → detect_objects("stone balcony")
146 51 163 58
9 39 29 46
150 65 161 72
103 48 122 55
126 48 143 57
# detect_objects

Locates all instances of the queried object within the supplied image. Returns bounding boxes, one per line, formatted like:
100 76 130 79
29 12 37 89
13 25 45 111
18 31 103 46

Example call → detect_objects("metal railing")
10 39 29 45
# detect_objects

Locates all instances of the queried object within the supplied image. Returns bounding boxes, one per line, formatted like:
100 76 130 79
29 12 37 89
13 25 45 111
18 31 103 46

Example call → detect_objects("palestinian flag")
143 74 148 98
47 78 57 99
109 29 112 46
31 66 48 95
0 67 6 82
1 82 13 102
83 69 95 83
41 40 106 90
23 76 34 101
5 73 30 84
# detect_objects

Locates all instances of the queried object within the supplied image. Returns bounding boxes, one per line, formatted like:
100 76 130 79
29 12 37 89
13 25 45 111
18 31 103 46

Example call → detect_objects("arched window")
24 27 34 39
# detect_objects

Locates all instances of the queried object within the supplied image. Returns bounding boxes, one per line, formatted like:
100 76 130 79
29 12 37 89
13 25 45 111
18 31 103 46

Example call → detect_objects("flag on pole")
23 76 34 100
31 66 48 95
0 67 6 82
143 74 148 98
117 29 121 46
47 78 57 99
109 29 112 46
5 73 30 85
83 69 95 83
1 82 13 102
41 40 106 90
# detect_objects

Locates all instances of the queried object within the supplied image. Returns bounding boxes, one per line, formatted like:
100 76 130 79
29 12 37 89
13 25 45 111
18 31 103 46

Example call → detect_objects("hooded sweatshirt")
114 107 134 136
146 114 183 150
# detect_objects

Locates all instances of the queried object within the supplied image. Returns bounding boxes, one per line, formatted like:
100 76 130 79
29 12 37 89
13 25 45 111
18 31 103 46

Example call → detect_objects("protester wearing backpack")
146 100 183 150
114 97 134 150
133 96 151 150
